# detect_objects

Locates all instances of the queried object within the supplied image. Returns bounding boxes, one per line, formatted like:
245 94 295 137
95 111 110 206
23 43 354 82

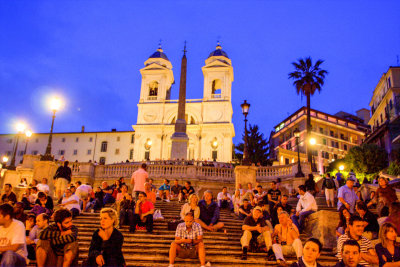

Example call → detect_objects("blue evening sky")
1 0 399 144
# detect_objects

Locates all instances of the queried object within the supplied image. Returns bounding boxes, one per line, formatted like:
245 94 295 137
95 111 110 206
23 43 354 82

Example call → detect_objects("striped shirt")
39 223 78 256
175 222 203 249
337 233 373 266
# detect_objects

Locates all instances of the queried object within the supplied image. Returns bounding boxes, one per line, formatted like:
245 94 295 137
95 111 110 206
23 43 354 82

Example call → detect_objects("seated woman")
86 208 125 267
118 185 135 228
33 191 54 215
232 189 242 216
336 205 351 238
180 194 200 220
356 201 379 240
375 222 400 266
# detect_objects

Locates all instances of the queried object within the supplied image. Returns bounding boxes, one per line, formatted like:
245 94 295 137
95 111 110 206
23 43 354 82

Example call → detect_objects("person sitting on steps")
131 192 154 233
196 191 224 232
290 238 324 267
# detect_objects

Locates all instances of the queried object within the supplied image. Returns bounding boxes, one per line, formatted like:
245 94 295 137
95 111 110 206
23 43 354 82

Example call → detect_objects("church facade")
133 44 235 162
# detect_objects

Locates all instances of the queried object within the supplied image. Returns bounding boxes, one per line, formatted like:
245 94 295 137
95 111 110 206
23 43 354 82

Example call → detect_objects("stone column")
33 161 59 198
234 165 258 189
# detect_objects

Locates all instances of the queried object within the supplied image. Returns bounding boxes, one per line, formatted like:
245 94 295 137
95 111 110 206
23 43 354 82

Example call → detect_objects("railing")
70 161 311 182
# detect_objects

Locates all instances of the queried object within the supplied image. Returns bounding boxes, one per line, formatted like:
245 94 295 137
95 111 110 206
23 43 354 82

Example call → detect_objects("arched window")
149 81 158 97
101 141 108 152
211 79 222 97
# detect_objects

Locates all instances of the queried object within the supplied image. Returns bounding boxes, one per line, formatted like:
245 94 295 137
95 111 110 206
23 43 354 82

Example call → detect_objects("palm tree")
288 57 328 164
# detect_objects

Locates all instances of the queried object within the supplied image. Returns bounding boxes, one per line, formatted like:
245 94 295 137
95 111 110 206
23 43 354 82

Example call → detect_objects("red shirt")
139 200 154 214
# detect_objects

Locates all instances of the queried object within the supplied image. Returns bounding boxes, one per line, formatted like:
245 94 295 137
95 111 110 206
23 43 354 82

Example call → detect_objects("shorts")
55 178 69 192
325 189 335 201
177 247 198 259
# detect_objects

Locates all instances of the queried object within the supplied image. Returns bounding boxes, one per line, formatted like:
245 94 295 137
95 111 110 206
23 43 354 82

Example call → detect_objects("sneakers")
241 247 248 260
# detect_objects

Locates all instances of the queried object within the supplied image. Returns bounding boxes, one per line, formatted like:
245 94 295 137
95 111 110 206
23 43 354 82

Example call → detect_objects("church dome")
208 43 229 59
149 47 169 61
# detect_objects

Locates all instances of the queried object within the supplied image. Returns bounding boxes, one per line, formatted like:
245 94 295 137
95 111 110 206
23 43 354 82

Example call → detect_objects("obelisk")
171 42 189 160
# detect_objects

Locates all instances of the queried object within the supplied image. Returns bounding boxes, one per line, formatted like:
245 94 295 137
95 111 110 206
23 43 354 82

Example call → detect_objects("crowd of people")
1 160 400 267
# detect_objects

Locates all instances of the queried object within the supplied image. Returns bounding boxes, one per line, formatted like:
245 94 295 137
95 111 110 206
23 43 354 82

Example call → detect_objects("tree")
288 57 328 163
344 143 388 174
235 124 269 165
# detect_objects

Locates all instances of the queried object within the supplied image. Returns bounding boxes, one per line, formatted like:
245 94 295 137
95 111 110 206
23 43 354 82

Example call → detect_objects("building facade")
132 44 235 162
269 107 367 173
364 67 400 161
0 130 135 165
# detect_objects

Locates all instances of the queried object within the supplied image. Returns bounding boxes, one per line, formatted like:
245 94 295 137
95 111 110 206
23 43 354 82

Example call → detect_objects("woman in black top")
336 205 351 237
356 201 379 239
86 208 125 267
375 222 400 267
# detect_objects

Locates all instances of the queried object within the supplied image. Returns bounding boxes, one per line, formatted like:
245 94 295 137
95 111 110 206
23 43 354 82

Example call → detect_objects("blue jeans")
103 193 115 205
218 200 234 211
291 210 315 232
0 250 26 267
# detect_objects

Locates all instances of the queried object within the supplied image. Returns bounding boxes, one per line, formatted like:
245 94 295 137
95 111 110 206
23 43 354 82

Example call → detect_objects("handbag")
153 209 164 220
168 218 181 231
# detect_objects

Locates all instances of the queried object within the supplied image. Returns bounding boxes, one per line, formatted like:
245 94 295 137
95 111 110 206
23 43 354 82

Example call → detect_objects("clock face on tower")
143 111 157 122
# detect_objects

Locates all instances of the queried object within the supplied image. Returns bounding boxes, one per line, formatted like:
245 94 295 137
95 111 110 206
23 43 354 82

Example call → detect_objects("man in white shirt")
291 185 318 232
60 188 80 218
0 203 28 266
36 178 50 194
217 187 234 211
75 181 92 212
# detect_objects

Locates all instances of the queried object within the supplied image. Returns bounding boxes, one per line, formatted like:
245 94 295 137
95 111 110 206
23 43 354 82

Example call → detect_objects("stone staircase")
70 197 339 267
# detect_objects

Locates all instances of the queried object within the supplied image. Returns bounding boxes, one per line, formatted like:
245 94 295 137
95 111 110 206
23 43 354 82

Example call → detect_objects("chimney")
81 126 85 133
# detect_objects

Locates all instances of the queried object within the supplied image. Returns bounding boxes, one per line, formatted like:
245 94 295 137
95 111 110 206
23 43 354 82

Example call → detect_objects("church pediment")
204 59 231 68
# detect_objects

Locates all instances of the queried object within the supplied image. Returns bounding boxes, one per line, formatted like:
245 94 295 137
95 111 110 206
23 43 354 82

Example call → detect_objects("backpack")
325 178 335 189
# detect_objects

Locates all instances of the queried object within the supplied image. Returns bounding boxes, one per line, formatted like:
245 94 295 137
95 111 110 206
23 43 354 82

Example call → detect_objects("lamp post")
9 122 26 170
1 156 9 169
309 137 317 172
41 97 61 161
294 128 304 177
24 130 32 155
241 100 251 166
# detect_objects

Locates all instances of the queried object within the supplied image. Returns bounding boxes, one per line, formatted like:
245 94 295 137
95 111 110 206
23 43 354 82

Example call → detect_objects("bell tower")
139 45 174 103
202 42 234 101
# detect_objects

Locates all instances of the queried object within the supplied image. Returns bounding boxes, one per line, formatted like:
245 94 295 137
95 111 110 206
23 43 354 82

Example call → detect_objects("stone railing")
256 162 311 181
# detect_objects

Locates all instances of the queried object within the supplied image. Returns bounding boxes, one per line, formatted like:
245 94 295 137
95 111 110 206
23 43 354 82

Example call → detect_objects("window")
331 141 335 147
59 150 65 155
149 81 158 97
212 150 218 161
87 149 92 155
101 141 108 152
32 151 38 155
388 77 392 88
18 151 24 156
340 134 344 140
319 127 324 134
61 138 66 142
6 139 12 144
390 100 393 110
131 134 135 144
75 137 79 142
115 148 120 155
211 79 222 96
344 144 348 151
129 149 133 160
117 136 120 142
323 139 327 145
6 151 11 156
99 157 106 164
35 138 39 143
144 151 150 160
334 154 338 160
285 158 289 165
330 130 334 137
73 149 78 155
89 137 93 142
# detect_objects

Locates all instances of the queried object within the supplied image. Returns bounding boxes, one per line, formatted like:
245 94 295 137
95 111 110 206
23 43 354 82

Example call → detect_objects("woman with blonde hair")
85 208 125 266
232 189 242 215
375 222 400 266
180 194 200 220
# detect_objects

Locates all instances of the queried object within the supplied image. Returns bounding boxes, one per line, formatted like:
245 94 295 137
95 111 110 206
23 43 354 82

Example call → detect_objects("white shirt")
217 192 232 202
0 219 27 259
62 194 81 212
76 184 92 194
37 183 50 194
296 192 318 213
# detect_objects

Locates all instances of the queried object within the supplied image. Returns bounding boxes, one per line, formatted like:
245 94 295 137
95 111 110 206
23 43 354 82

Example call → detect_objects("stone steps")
70 199 339 267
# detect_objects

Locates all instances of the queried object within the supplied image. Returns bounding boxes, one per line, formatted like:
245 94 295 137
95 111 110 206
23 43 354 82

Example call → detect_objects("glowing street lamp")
294 128 304 177
41 96 62 161
241 100 251 165
2 156 9 163
339 165 345 171
9 122 26 170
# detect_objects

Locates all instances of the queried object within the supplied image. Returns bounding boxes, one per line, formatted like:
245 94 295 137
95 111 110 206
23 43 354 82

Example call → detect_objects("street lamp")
241 100 251 165
41 97 62 161
339 165 345 171
294 128 304 177
9 122 26 170
309 137 317 172
24 130 32 155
